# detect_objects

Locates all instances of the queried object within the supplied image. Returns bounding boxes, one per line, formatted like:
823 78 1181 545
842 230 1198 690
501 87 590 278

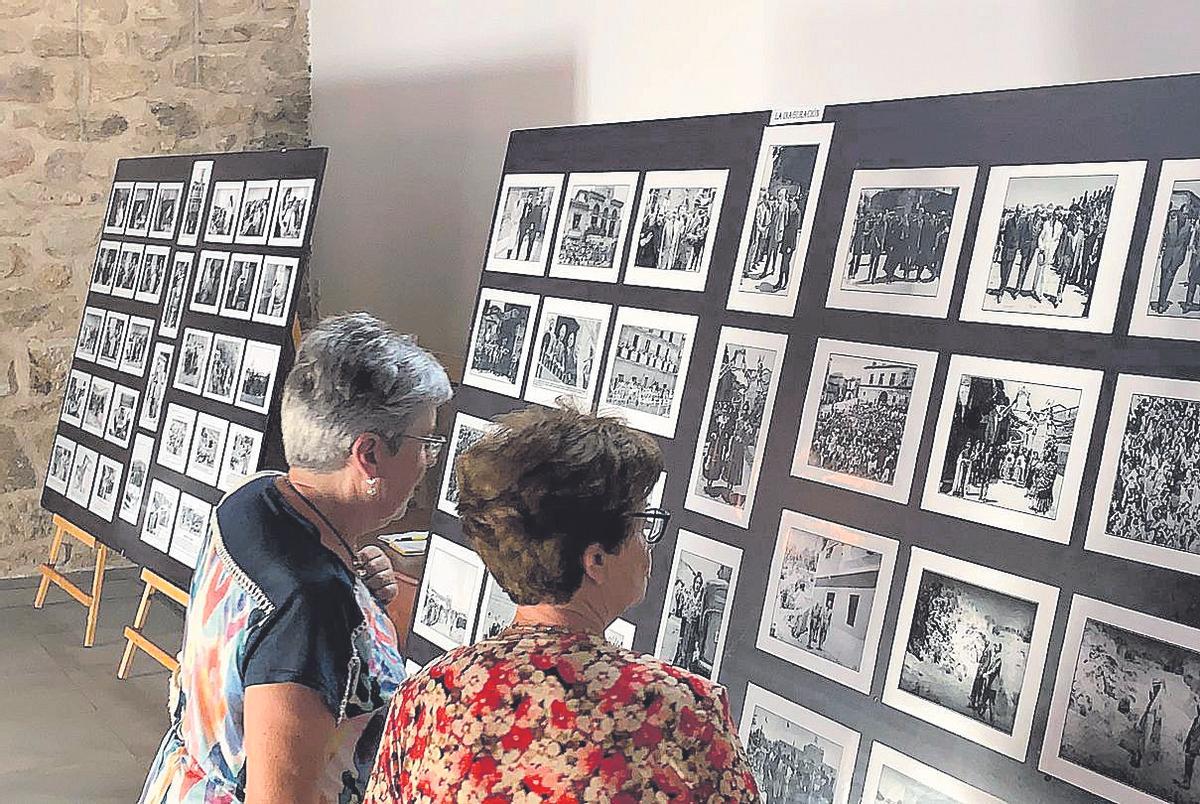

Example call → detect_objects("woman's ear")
349 432 381 478
581 543 607 584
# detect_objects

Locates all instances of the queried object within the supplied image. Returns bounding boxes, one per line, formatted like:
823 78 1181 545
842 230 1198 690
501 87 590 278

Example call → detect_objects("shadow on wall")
309 55 578 381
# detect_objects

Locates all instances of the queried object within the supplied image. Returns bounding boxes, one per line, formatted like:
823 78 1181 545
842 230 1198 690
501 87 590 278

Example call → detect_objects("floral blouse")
364 624 759 802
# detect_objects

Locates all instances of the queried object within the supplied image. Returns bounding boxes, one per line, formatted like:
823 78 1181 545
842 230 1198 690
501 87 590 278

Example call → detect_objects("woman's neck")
280 470 370 565
512 599 611 636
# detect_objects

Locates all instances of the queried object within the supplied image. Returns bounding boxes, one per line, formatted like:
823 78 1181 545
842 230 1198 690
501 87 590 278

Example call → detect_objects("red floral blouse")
364 624 759 803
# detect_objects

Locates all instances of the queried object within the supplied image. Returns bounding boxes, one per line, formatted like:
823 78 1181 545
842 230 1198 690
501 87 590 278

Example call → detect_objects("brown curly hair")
454 405 663 605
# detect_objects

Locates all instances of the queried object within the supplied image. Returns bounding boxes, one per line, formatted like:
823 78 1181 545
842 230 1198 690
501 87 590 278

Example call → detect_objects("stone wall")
0 0 312 577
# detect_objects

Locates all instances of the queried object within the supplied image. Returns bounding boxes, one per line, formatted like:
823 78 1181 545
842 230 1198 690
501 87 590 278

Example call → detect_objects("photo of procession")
524 299 610 408
626 170 727 291
487 174 562 273
464 289 537 397
550 172 636 281
655 531 741 681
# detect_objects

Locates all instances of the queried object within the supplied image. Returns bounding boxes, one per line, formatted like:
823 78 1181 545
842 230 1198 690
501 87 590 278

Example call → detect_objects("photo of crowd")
743 697 847 804
553 178 632 271
605 324 684 418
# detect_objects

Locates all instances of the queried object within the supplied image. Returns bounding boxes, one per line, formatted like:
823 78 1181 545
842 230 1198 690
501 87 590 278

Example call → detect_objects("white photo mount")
862 742 1006 804
252 255 299 327
123 182 157 237
523 296 613 410
1129 158 1200 342
624 169 728 292
268 178 317 248
234 179 279 246
436 412 496 518
218 423 264 493
103 181 134 234
148 181 184 240
413 534 487 652
548 171 639 283
485 173 564 275
473 572 518 642
204 181 245 245
604 618 637 650
160 252 195 339
178 160 214 248
89 455 123 523
141 479 180 553
462 287 540 399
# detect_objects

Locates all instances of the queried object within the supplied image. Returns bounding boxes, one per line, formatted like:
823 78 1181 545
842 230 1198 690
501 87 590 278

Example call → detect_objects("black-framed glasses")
399 433 447 461
628 507 671 544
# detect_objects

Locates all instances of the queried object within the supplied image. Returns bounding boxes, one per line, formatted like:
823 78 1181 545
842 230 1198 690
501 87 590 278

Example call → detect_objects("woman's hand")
358 544 399 605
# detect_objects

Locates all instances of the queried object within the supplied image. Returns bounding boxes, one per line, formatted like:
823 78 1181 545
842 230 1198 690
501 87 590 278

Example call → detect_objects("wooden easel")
117 568 190 678
32 514 109 647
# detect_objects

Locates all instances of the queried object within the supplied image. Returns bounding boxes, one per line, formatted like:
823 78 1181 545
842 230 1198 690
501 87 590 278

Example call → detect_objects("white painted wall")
309 0 1200 375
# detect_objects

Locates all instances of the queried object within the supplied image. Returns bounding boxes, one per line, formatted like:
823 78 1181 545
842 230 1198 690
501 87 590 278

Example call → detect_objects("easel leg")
118 579 154 679
33 523 65 609
84 544 108 648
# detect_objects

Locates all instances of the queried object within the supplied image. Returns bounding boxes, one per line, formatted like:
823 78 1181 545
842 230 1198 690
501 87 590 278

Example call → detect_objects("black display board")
41 148 327 589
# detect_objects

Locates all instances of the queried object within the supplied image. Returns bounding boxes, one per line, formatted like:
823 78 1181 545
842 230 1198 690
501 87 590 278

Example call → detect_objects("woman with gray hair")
139 313 451 804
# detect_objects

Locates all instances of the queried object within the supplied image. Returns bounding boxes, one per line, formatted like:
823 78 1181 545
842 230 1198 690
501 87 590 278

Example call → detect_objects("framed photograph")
134 244 170 305
791 339 938 504
158 403 197 474
826 166 978 318
169 491 211 569
474 573 517 642
65 444 99 508
251 255 298 327
103 384 139 449
548 171 639 283
758 510 900 694
124 182 157 236
80 376 114 437
268 177 317 248
191 250 229 315
882 547 1059 761
920 354 1102 544
413 534 487 652
204 181 244 244
160 252 194 339
118 433 155 525
653 529 742 681
740 682 860 804
727 123 834 316
141 479 180 552
75 307 106 363
624 169 729 292
484 173 563 275
217 423 263 493
90 241 120 294
605 618 636 650
111 243 144 299
178 160 214 247
960 161 1146 334
1130 159 1200 341
45 436 76 495
148 181 183 239
202 334 246 405
596 306 699 439
174 329 213 395
235 340 282 414
234 179 278 245
139 343 174 433
219 254 262 321
103 181 134 234
186 412 229 487
462 288 539 398
684 326 788 529
436 412 495 517
862 742 1005 804
1040 596 1200 804
118 315 154 377
89 455 123 523
523 297 612 409
60 370 91 428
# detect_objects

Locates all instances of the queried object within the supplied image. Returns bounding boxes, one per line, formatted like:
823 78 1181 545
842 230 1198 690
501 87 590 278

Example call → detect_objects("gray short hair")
281 313 452 472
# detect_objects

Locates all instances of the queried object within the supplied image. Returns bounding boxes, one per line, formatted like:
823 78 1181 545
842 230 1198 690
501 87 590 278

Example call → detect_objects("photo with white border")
218 423 263 493
148 181 184 240
103 181 134 234
462 288 539 398
178 160 213 247
268 178 317 248
187 412 230 488
158 404 197 474
605 618 637 650
234 340 282 415
204 181 244 244
413 534 486 652
234 179 278 246
862 742 1007 804
1129 159 1200 342
88 455 123 523
625 169 729 292
45 436 76 496
485 173 564 275
141 479 180 553
119 434 155 525
191 250 229 315
169 491 211 569
160 252 194 339
135 245 171 306
548 171 639 283
473 573 517 642
65 444 99 508
252 255 298 327
174 329 213 395
523 296 612 409
123 181 157 237
437 412 495 518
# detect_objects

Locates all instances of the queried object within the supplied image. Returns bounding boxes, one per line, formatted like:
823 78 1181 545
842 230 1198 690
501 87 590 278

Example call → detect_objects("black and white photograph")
625 169 728 292
140 479 180 552
119 434 155 525
111 243 144 299
174 329 213 395
1040 596 1200 804
187 412 229 487
739 682 860 804
202 334 245 404
596 306 698 439
252 255 298 326
920 355 1102 544
791 339 937 504
234 179 277 245
462 287 539 398
413 534 486 652
158 403 197 474
861 742 1006 804
178 160 213 247
135 245 170 305
961 161 1146 334
547 171 638 283
65 444 99 508
219 254 261 320
1130 159 1200 342
76 307 105 362
268 177 316 248
139 343 174 433
605 619 636 651
103 181 134 234
685 326 788 529
169 492 212 569
88 455 123 523
191 250 229 314
217 423 263 492
148 182 183 239
727 123 834 316
474 573 517 642
204 181 244 244
485 173 563 275
118 315 154 377
1085 374 1200 578
653 529 743 681
90 241 120 294
523 297 611 409
758 510 900 694
81 376 114 437
45 436 76 495
60 370 90 428
883 548 1058 761
437 412 494 517
124 182 157 236
826 166 978 319
103 384 139 449
234 340 282 414
160 252 194 339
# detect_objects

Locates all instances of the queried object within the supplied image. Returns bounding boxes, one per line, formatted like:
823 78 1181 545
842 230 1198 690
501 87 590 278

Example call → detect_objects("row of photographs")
413 527 1200 804
174 328 282 416
485 130 1200 343
102 166 316 251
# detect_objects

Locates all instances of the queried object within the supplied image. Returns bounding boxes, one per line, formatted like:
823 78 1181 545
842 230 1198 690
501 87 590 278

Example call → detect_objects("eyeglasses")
628 507 671 545
399 433 447 461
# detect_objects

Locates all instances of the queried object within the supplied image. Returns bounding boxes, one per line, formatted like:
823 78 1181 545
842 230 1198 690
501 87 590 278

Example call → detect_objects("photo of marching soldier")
841 186 956 297
736 144 818 296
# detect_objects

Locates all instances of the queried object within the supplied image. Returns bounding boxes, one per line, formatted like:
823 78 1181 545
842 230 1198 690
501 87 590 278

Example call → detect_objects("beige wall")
0 0 312 578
